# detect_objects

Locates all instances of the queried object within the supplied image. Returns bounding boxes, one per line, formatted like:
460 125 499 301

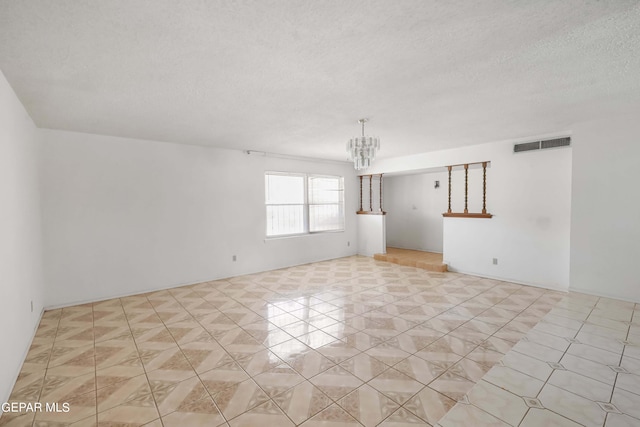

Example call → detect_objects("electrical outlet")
232 255 237 262
493 258 498 265
347 241 350 247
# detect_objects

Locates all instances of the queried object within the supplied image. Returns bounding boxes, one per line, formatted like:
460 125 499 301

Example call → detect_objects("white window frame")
265 171 345 238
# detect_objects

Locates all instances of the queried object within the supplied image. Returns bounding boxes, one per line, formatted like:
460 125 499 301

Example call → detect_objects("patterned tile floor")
438 292 640 427
1 256 638 426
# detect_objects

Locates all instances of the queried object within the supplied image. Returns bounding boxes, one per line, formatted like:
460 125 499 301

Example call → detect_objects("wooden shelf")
442 213 493 218
357 211 387 215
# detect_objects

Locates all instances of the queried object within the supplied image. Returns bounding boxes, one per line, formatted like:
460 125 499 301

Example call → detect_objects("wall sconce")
434 180 440 189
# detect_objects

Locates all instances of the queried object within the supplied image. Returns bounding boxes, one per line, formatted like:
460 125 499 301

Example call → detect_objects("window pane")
309 204 344 232
308 176 343 204
308 176 344 232
266 174 304 204
266 205 304 236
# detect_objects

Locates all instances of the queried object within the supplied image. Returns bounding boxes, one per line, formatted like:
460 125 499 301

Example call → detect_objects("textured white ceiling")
1 1 639 161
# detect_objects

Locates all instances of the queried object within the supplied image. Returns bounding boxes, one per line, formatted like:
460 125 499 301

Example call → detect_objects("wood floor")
374 247 447 272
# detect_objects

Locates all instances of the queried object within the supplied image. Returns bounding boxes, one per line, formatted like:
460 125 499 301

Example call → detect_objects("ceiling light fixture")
347 118 380 170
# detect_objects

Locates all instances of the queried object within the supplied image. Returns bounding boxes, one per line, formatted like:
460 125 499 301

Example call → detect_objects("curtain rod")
244 150 349 165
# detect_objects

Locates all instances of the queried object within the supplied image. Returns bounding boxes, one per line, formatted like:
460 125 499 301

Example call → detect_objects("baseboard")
568 285 639 304
45 279 213 310
44 252 360 310
2 307 45 405
445 267 569 293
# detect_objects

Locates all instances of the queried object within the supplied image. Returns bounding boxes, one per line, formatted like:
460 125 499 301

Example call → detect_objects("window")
265 173 305 236
265 172 344 237
308 176 345 232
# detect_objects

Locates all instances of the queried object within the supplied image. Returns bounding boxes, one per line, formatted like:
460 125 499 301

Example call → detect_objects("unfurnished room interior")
1 1 640 426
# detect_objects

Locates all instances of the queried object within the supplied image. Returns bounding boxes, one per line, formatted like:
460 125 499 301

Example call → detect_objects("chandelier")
346 118 380 170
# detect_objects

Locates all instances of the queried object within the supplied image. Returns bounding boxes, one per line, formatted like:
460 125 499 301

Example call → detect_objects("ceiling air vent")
541 137 571 149
514 141 540 153
514 137 571 153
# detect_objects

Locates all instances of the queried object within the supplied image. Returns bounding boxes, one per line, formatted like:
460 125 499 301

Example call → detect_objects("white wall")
0 72 45 403
570 114 640 302
357 215 386 257
384 172 448 253
366 135 572 291
40 130 358 308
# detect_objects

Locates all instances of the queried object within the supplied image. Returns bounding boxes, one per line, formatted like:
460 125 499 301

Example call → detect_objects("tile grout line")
243 266 435 426
486 294 593 427
92 302 98 427
318 278 557 426
256 269 371 425
122 295 167 427
531 295 617 427
463 294 599 427
15 258 639 427
52 265 541 425
30 309 61 427
152 291 233 426
602 302 639 425
172 281 304 426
